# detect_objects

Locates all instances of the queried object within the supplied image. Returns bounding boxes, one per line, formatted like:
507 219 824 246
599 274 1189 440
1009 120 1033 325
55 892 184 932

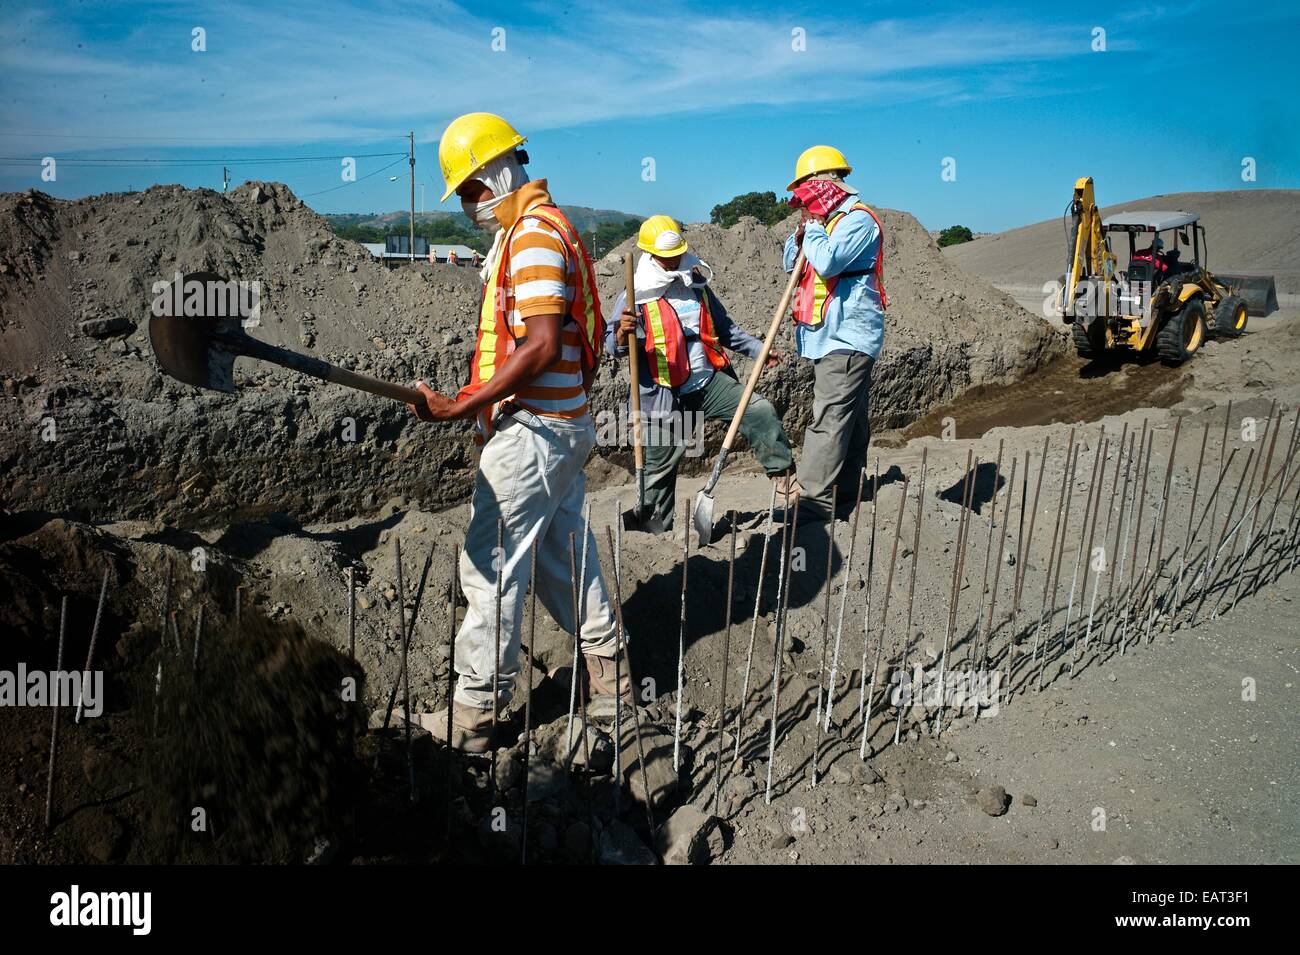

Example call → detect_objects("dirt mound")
0 184 1057 528
595 208 1061 434
945 189 1300 295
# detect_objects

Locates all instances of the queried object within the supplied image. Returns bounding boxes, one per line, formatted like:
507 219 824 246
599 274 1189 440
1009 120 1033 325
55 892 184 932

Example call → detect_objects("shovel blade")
621 508 667 535
147 272 243 392
691 489 715 546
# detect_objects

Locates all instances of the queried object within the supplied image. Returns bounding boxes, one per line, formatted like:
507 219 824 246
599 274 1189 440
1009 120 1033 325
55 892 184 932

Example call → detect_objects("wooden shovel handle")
216 331 425 405
624 252 645 470
719 251 806 451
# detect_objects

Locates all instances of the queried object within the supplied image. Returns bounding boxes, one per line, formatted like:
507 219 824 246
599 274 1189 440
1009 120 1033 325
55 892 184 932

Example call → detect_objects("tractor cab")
1103 210 1203 293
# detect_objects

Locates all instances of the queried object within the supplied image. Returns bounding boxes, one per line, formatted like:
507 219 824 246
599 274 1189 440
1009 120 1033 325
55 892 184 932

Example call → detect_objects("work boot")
772 471 802 500
584 652 634 704
418 701 496 754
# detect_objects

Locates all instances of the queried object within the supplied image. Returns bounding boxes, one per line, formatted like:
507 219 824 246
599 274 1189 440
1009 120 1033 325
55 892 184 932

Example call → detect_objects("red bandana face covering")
789 179 850 219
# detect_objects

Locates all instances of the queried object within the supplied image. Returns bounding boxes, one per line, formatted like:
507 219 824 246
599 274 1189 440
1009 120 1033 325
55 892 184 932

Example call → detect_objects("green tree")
937 225 975 248
710 191 790 229
589 218 642 258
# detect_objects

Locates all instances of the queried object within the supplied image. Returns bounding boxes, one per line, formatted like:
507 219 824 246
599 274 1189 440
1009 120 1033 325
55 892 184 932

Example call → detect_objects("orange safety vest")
793 202 889 328
639 291 729 389
458 203 604 440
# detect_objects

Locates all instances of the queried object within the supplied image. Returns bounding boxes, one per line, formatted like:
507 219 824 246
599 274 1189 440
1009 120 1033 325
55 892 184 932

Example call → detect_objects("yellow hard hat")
437 112 527 201
787 145 853 192
637 214 689 257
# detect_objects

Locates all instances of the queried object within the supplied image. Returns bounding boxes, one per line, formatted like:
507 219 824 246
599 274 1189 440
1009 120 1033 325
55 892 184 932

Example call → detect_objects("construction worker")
608 215 795 531
447 248 459 266
782 145 887 521
406 112 626 751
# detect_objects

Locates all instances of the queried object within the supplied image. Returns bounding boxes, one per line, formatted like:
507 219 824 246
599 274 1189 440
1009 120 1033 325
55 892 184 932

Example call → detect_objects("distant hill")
944 189 1300 295
323 205 642 235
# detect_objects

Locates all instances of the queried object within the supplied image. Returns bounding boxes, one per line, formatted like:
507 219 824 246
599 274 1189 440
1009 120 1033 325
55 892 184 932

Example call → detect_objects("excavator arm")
1061 176 1116 319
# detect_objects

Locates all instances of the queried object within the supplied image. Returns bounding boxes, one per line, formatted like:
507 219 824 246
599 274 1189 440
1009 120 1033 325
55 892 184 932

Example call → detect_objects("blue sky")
2 0 1297 231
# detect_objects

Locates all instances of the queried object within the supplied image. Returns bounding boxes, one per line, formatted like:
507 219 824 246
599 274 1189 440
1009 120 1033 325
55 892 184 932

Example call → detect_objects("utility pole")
222 166 229 194
408 131 416 263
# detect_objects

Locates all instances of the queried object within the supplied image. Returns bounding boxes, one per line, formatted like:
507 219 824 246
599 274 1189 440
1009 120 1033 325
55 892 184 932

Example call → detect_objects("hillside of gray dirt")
945 189 1300 295
0 183 1060 528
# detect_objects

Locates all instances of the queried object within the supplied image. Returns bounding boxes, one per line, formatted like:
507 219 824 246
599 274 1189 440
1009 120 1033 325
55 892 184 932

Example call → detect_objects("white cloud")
0 0 1113 149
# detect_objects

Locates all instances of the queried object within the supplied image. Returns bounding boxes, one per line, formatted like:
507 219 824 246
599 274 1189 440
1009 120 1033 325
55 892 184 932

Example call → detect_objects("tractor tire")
1071 320 1105 358
1212 294 1249 338
1156 298 1207 364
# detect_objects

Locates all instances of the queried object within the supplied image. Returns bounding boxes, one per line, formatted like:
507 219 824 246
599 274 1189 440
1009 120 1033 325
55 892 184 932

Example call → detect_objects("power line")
0 152 405 167
302 155 408 197
0 130 383 144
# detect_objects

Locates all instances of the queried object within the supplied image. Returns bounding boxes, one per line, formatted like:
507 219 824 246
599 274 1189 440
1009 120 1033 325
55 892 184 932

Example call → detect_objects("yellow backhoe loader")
1055 177 1277 364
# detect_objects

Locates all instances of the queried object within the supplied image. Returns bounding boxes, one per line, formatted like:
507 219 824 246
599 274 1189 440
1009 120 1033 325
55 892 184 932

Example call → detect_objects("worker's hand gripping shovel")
148 271 423 405
620 253 666 533
691 251 806 546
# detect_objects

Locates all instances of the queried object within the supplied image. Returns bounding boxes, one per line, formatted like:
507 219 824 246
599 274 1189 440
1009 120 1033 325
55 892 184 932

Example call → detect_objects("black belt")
837 268 873 279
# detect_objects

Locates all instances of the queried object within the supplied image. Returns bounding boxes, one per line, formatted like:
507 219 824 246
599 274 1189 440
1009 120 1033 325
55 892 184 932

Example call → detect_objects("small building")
359 238 480 268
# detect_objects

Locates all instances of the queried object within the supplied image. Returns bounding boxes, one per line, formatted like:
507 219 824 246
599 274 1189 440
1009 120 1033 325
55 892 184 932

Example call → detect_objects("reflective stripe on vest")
640 291 728 389
458 203 604 441
793 202 889 328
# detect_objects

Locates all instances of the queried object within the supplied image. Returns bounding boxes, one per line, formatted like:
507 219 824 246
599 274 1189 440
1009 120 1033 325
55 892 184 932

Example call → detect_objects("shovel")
149 272 423 405
691 251 806 546
620 253 666 533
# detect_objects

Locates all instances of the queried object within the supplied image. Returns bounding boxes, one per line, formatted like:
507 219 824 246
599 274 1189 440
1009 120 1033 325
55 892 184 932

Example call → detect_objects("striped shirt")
503 214 587 419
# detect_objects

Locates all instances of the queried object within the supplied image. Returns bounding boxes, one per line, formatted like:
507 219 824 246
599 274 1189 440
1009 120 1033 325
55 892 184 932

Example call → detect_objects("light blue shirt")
781 195 885 360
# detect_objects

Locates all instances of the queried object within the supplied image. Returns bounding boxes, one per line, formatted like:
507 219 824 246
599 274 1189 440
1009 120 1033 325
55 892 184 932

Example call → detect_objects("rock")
828 762 854 785
71 808 127 862
853 761 884 785
977 785 1010 817
533 716 613 774
770 833 795 850
616 719 678 810
493 754 521 792
724 773 757 798
599 819 656 865
886 791 909 812
1021 793 1038 807
78 316 133 338
655 806 718 865
944 750 959 763
82 747 119 793
524 760 568 802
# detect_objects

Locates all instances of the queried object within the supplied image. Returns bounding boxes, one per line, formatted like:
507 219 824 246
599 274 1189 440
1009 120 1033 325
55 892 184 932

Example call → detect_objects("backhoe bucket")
1217 274 1278 316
